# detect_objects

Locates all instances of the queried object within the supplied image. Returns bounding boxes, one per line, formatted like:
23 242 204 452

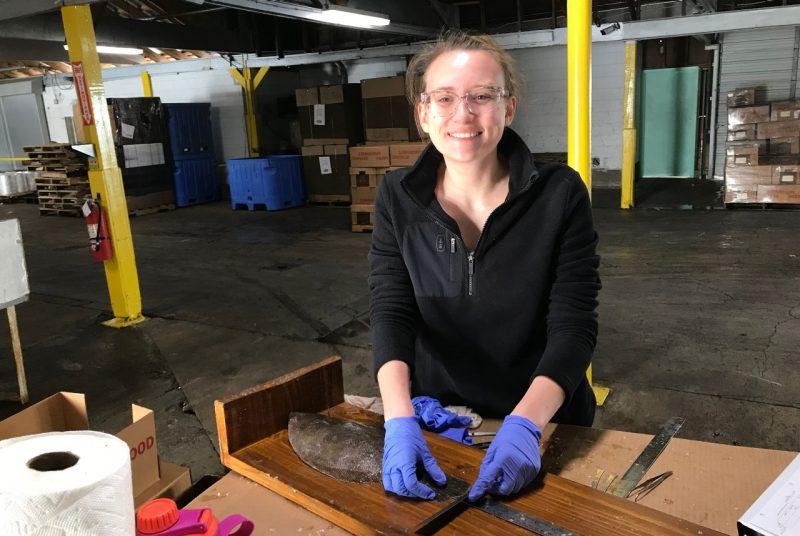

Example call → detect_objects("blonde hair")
405 29 520 137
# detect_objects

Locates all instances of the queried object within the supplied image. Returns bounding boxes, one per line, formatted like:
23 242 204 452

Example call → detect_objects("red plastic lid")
137 498 180 534
194 509 218 536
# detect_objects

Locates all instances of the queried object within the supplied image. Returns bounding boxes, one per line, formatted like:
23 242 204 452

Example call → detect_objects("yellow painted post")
230 66 269 157
567 0 611 405
621 41 638 209
141 71 153 97
61 5 145 328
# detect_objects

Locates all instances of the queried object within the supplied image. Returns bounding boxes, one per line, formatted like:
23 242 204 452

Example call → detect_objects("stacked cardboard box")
296 84 363 203
361 76 420 143
725 88 800 205
348 141 427 232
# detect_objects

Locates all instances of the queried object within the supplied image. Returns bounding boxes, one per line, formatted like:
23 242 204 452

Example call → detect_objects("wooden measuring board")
215 357 725 535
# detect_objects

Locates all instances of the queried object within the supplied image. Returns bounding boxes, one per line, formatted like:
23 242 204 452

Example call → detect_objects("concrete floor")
0 196 798 480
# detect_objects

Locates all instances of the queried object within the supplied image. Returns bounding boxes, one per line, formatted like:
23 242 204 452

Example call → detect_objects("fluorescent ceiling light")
64 44 144 55
307 5 390 29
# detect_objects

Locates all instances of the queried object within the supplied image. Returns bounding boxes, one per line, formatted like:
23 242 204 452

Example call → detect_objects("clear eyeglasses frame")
420 86 510 118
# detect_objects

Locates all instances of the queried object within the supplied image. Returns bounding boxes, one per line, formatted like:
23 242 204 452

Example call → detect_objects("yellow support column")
141 71 153 97
567 0 611 405
62 5 145 328
621 41 638 209
230 66 269 157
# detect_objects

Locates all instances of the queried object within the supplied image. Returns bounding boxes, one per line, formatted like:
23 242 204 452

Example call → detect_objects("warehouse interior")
0 1 799 535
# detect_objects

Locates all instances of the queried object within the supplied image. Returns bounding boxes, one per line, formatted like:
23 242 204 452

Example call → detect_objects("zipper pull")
468 252 474 275
467 252 475 296
450 237 456 253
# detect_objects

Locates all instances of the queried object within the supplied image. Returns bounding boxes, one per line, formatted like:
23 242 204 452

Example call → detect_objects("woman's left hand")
467 415 542 501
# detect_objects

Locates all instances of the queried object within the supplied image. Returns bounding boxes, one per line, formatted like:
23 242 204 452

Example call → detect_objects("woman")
368 30 601 502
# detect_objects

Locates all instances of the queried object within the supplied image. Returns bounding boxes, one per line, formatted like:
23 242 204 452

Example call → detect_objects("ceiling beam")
0 0 103 22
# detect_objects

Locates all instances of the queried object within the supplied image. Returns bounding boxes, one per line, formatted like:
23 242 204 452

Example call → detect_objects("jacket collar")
401 127 540 207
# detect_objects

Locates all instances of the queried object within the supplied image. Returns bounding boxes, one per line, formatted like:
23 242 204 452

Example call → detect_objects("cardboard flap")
117 404 160 497
0 392 87 440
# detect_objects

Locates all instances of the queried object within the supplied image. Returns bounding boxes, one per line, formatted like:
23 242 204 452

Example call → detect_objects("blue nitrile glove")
467 415 542 502
383 416 447 499
412 396 473 432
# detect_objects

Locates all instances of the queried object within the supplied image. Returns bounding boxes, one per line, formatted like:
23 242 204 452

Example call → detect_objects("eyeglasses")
420 86 510 118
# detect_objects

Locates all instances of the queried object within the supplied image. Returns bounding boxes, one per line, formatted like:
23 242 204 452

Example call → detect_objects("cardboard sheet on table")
188 472 349 535
540 424 797 536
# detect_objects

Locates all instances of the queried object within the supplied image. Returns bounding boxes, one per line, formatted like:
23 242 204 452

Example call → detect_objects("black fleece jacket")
368 128 601 425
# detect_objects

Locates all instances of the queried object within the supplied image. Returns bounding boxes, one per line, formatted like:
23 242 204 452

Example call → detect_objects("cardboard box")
725 142 759 166
366 128 410 142
725 165 773 186
758 154 800 166
351 186 377 204
727 124 757 141
351 203 376 229
757 184 800 204
727 88 756 108
349 145 391 167
769 101 800 122
725 187 759 204
728 105 769 127
757 120 800 139
303 138 349 146
361 75 405 99
389 142 428 166
728 139 768 153
300 144 348 157
135 459 192 508
0 392 188 503
302 153 350 198
772 165 799 185
768 136 799 155
295 88 319 107
350 167 389 188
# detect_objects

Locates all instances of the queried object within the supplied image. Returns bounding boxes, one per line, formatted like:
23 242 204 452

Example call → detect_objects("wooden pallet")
309 194 350 206
214 358 726 536
23 143 73 152
130 203 175 217
36 177 89 186
725 202 800 210
351 224 373 233
39 207 81 217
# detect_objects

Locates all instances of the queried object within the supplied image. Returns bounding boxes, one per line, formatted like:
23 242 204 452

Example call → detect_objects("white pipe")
705 43 720 181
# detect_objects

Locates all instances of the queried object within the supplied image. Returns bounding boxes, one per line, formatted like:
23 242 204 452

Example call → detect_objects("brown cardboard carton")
772 165 799 185
350 167 389 188
366 128 410 142
303 138 349 146
725 142 759 166
757 184 800 203
770 101 800 121
727 88 756 108
351 204 376 229
725 187 759 203
725 165 773 186
727 105 769 127
757 120 800 139
361 76 405 99
135 459 192 508
295 87 319 107
769 136 799 154
390 142 428 166
302 154 350 198
727 124 757 141
728 139 768 153
351 186 378 204
0 392 161 498
319 85 344 104
758 154 800 166
300 145 324 156
323 144 348 156
349 145 391 167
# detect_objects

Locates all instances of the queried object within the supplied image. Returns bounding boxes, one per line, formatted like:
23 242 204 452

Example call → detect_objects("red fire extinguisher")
82 194 113 261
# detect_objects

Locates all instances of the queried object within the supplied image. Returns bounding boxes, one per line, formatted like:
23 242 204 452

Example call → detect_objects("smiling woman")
368 29 601 504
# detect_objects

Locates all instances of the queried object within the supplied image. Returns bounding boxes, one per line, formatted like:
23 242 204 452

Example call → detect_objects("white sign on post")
0 219 30 310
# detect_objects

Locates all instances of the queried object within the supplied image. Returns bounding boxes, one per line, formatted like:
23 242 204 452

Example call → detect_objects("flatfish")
288 412 384 483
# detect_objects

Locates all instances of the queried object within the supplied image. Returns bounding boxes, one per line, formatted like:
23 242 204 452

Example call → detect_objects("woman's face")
418 49 516 166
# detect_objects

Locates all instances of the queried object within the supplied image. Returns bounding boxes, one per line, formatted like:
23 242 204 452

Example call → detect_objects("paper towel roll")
0 430 135 535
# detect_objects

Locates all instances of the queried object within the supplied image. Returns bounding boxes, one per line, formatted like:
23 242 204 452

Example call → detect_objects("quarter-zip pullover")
368 128 601 424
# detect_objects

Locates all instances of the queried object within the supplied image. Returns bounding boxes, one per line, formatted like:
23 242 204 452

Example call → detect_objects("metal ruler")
611 416 685 498
414 473 578 535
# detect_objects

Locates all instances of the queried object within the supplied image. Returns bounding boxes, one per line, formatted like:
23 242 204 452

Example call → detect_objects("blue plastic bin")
173 157 220 207
163 103 214 160
226 155 306 211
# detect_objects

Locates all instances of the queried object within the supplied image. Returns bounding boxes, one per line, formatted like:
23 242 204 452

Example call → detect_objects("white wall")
510 41 625 173
42 69 247 162
345 57 407 84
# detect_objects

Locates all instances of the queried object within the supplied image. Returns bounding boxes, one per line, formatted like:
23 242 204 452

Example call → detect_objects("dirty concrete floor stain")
0 200 797 480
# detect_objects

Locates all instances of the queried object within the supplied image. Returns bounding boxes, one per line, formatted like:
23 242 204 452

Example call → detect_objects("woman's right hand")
382 416 446 499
